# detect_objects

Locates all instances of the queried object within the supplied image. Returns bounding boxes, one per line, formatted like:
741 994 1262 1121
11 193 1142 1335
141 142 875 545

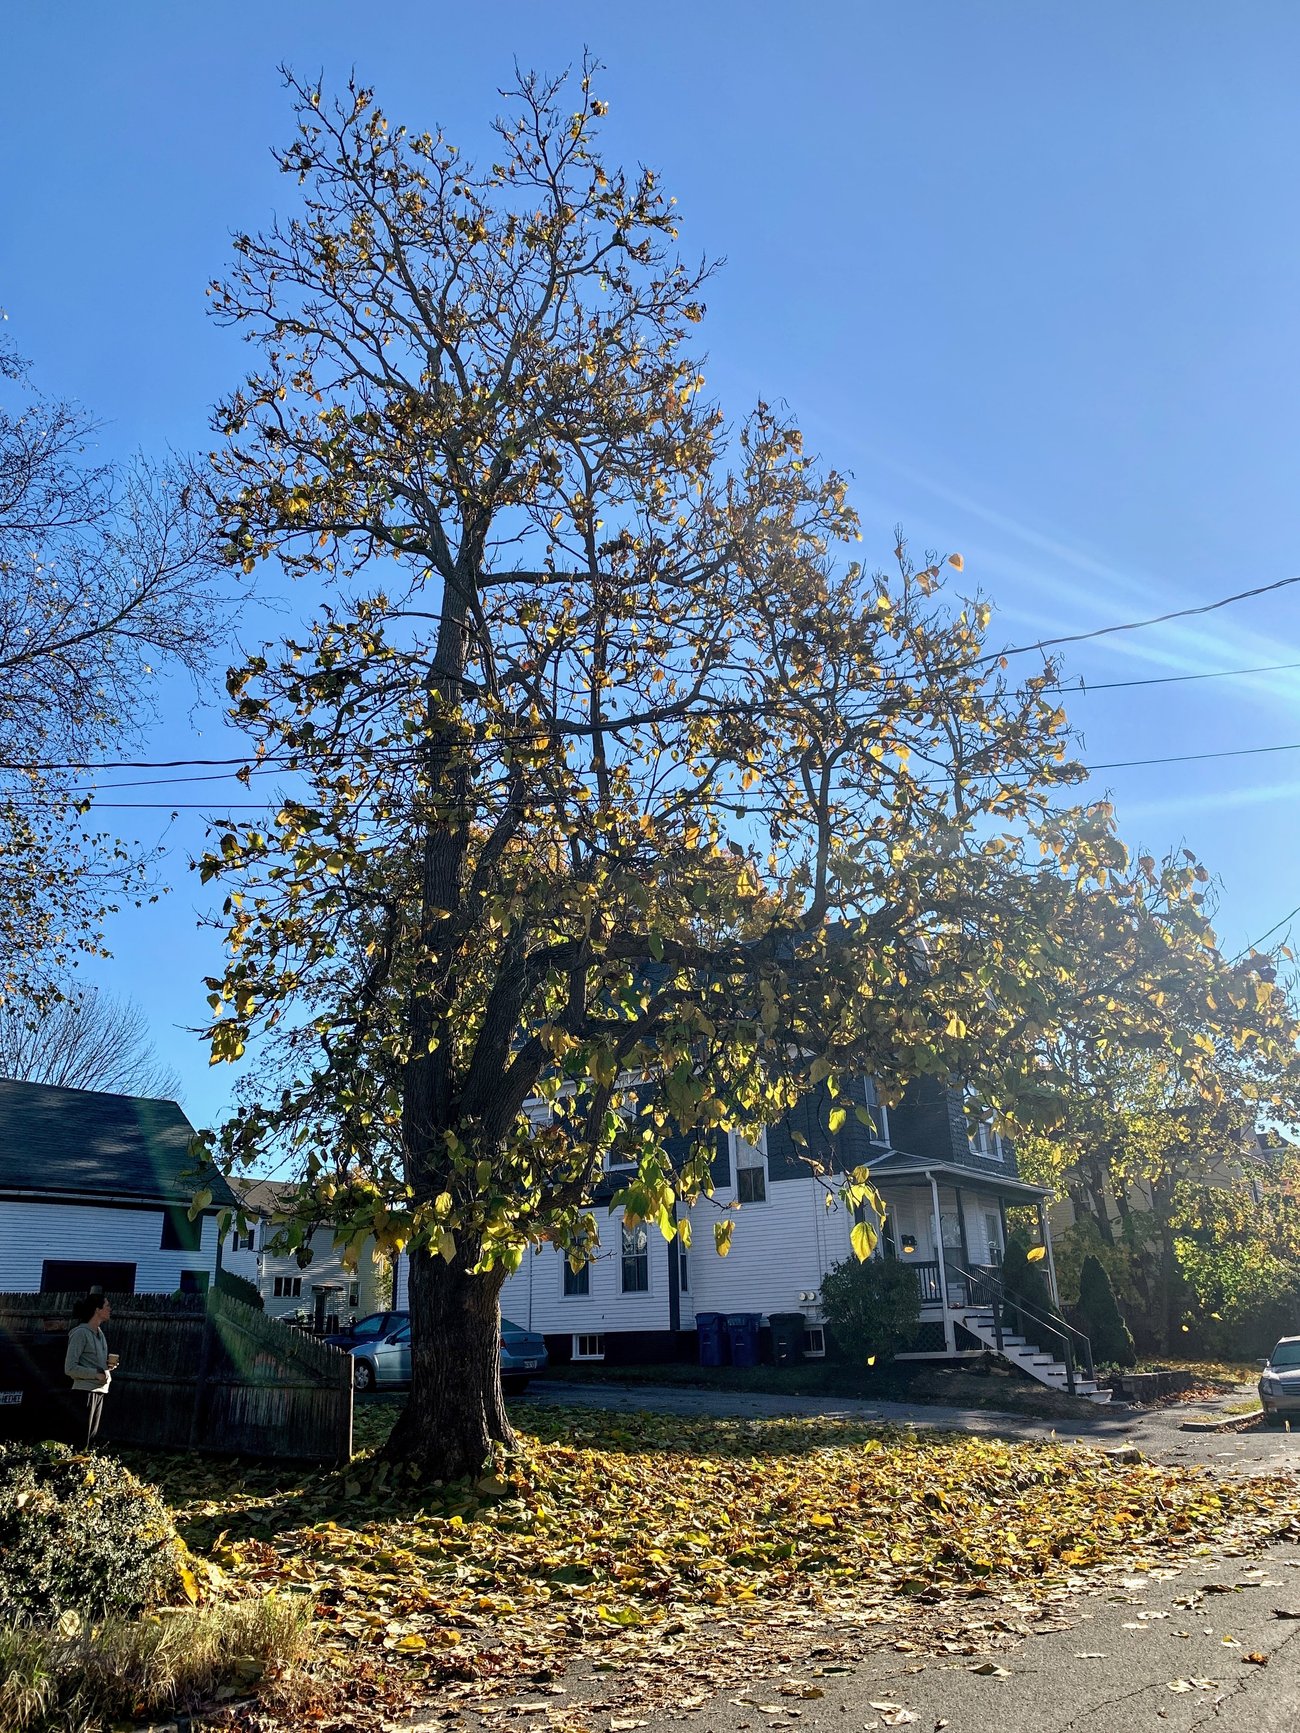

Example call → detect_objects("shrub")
0 1444 183 1626
820 1257 921 1362
0 1594 310 1733
1000 1230 1061 1341
1075 1253 1137 1367
215 1266 265 1310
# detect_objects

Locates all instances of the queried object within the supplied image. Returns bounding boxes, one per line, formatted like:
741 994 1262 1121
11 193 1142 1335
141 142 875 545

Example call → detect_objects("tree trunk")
382 1247 515 1479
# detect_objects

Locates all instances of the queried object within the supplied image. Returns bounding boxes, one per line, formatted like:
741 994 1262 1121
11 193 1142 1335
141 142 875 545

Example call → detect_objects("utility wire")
1065 657 1300 692
1087 739 1300 771
978 570 1300 667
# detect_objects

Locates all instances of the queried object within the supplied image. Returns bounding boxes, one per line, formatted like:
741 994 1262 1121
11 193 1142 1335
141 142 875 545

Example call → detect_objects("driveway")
527 1378 1300 1472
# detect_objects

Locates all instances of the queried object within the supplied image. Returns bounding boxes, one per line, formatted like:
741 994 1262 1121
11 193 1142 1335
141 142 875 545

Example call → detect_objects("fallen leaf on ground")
969 1662 1011 1677
1244 1652 1269 1665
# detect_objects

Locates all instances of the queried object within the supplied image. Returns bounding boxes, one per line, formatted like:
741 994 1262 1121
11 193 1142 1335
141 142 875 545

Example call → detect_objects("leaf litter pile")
144 1404 1299 1730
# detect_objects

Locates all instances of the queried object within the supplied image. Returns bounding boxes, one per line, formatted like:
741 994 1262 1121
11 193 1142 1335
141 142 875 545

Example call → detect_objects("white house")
0 1079 236 1294
222 1178 388 1329
395 1075 1065 1373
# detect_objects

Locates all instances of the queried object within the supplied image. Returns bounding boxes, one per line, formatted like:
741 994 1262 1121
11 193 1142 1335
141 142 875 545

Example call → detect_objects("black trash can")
726 1312 762 1368
697 1312 729 1367
769 1311 808 1366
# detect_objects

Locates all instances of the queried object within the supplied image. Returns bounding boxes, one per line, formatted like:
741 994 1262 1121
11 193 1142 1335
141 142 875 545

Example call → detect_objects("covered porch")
870 1159 1058 1356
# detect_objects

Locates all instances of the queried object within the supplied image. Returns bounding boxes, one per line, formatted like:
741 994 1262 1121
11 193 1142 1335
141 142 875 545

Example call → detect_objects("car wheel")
354 1359 376 1394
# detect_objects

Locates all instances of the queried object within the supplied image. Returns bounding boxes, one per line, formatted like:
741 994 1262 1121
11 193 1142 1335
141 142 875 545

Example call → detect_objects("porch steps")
960 1308 1112 1404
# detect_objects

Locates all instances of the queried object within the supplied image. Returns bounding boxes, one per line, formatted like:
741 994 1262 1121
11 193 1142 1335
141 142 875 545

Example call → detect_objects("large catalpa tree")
196 66 1283 1478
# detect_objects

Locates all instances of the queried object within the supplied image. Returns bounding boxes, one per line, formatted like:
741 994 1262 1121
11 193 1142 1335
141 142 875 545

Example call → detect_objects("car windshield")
350 1314 389 1339
501 1319 526 1338
388 1324 410 1343
1270 1342 1300 1368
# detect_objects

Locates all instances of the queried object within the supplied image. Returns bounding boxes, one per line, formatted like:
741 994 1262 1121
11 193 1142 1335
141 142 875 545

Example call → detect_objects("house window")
229 1228 255 1254
736 1141 767 1204
862 1077 890 1145
562 1254 591 1297
965 1104 1004 1161
160 1208 203 1252
273 1275 303 1299
984 1211 1002 1266
803 1325 826 1358
573 1333 605 1360
621 1223 649 1293
348 1284 360 1306
178 1270 209 1296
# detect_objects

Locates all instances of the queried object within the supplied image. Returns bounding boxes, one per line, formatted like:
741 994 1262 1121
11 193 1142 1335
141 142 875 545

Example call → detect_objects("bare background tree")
0 325 230 1007
0 984 181 1099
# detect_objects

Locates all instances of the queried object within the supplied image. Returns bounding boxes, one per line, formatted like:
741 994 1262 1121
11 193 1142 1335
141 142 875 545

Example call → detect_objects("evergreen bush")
1074 1253 1137 1367
0 1444 183 1625
1000 1231 1062 1341
820 1257 921 1363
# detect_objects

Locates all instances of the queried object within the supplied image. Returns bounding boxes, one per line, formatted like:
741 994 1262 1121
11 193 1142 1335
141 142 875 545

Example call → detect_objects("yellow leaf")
851 1218 878 1262
944 1014 967 1039
1026 1245 1046 1263
866 1354 877 1366
178 1563 200 1604
714 1219 734 1258
948 552 964 571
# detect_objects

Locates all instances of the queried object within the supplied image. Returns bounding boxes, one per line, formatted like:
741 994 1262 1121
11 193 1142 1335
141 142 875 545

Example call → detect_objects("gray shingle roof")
0 1079 238 1209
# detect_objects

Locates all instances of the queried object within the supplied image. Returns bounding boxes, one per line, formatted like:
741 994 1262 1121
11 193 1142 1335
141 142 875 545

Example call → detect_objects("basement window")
803 1326 826 1359
573 1333 605 1361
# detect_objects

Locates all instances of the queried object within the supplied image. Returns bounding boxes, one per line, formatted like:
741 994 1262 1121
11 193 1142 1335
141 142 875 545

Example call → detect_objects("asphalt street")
485 1381 1300 1732
527 1378 1300 1474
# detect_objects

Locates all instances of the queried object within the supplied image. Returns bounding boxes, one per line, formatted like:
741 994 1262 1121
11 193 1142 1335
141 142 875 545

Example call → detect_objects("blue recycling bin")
697 1312 729 1367
726 1312 762 1368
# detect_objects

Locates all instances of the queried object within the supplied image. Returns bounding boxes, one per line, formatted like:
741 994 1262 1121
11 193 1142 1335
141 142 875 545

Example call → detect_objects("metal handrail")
948 1262 1095 1392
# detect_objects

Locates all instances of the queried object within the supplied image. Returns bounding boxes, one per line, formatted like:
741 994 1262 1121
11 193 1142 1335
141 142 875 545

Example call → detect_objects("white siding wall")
496 1201 676 1340
0 1201 220 1292
221 1222 385 1319
396 1170 1013 1340
685 1135 850 1323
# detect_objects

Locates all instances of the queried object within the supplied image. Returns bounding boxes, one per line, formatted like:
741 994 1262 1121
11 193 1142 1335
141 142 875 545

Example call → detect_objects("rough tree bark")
382 1248 514 1477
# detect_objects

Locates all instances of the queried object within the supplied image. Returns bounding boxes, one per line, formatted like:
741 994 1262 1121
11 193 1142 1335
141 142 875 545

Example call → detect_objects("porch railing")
905 1259 944 1305
947 1261 1095 1395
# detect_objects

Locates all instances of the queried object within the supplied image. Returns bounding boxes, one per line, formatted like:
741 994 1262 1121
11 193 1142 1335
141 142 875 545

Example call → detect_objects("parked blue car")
348 1314 547 1395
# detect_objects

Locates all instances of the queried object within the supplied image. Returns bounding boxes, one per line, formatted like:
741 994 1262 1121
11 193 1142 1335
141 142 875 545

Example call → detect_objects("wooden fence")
0 1290 354 1462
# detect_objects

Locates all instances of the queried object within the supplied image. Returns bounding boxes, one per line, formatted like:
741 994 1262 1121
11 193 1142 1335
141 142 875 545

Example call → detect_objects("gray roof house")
0 1079 237 1295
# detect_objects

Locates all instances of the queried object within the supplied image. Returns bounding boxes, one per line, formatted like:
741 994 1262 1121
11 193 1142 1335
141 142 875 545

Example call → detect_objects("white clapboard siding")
500 1203 674 1336
0 1200 220 1292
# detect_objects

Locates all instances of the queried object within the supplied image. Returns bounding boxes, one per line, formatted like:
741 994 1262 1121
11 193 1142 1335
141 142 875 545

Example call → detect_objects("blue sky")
4 2 1300 1125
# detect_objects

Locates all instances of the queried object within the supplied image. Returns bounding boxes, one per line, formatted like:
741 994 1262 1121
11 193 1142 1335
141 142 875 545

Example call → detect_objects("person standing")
63 1293 118 1447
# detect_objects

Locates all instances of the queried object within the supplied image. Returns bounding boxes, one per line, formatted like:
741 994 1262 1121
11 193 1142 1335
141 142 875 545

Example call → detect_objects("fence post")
187 1300 219 1452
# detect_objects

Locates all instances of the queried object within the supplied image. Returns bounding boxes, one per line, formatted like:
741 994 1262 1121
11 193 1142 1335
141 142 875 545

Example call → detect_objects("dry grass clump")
0 1593 310 1733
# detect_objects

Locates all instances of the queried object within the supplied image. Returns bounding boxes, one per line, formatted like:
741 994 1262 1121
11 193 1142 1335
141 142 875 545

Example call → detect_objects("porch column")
928 1172 956 1353
1037 1195 1061 1308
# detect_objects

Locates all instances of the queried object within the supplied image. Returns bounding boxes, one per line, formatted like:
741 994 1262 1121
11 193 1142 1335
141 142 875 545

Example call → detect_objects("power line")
980 570 1300 667
1238 902 1300 958
1067 657 1300 693
1087 739 1300 771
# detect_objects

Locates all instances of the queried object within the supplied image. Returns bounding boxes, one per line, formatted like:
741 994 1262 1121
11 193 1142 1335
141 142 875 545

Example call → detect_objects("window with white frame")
803 1325 826 1358
861 1077 890 1145
573 1333 605 1360
965 1102 1005 1161
621 1222 649 1293
562 1251 590 1297
272 1275 302 1298
735 1139 767 1204
983 1211 1002 1266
